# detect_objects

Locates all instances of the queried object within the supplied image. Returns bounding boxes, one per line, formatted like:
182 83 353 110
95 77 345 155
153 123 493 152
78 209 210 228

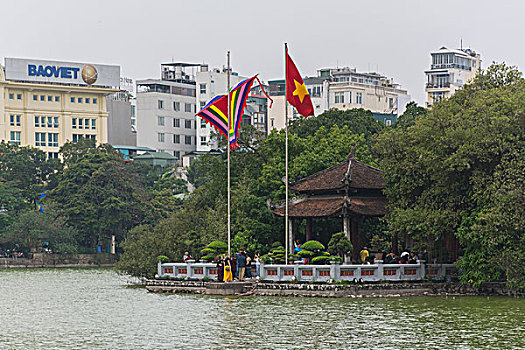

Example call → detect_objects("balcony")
426 82 450 89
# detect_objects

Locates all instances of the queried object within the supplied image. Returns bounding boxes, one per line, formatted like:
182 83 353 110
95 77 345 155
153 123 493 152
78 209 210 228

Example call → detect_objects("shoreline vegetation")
1 63 523 289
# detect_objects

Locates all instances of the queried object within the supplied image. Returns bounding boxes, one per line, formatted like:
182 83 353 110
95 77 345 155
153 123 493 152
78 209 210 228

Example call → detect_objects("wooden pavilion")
271 154 389 262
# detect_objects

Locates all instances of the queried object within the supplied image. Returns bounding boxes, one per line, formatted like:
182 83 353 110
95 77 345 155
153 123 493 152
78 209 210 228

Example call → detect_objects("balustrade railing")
157 261 458 282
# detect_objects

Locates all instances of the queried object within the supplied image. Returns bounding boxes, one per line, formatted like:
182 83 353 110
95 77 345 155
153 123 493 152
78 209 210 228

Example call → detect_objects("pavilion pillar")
343 214 351 263
392 233 398 255
305 218 312 242
350 217 360 262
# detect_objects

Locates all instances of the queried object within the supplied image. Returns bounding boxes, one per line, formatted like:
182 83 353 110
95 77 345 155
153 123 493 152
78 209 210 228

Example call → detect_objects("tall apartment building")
195 67 245 152
425 46 481 108
0 58 120 158
267 67 410 130
136 63 201 160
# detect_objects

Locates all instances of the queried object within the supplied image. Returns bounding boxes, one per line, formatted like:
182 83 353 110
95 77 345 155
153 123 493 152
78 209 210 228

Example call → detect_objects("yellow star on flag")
292 79 309 103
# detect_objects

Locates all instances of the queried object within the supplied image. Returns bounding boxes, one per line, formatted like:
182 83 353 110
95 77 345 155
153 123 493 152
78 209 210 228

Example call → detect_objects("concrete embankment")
146 279 524 298
0 253 115 268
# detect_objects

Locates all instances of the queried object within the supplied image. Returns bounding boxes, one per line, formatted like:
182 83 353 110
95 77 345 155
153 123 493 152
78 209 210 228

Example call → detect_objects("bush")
157 255 169 263
301 240 325 251
296 250 314 258
327 232 352 257
329 256 343 263
207 240 228 250
311 256 330 264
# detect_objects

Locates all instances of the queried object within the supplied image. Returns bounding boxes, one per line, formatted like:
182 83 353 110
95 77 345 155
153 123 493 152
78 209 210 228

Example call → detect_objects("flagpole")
284 43 289 265
227 51 231 257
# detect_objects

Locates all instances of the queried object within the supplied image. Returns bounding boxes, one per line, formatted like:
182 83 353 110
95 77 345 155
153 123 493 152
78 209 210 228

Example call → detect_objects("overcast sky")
1 0 524 104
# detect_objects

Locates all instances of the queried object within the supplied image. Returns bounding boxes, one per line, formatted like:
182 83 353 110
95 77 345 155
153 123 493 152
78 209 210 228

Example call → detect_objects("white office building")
425 46 481 108
136 63 204 160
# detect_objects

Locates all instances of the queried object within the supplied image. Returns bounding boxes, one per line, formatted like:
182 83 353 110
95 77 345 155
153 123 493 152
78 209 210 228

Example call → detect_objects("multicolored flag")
286 52 314 117
196 76 257 150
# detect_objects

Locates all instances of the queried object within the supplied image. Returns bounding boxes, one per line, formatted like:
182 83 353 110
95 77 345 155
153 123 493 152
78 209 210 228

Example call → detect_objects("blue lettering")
61 67 72 79
71 68 79 79
28 65 37 76
28 64 81 79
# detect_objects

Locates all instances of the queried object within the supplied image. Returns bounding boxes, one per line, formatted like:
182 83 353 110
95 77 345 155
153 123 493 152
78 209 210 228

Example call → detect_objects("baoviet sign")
4 58 120 87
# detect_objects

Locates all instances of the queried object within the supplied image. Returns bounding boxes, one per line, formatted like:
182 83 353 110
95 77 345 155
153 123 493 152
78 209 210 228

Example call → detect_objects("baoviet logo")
81 64 98 85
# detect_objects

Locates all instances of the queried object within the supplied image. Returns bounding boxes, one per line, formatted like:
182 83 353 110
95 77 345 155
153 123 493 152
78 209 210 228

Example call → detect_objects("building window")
185 135 192 145
9 93 14 99
200 84 206 94
35 132 46 146
85 98 90 104
200 119 207 128
47 117 53 128
17 94 22 100
78 118 83 129
271 119 274 127
35 116 39 127
9 131 21 145
173 101 180 111
91 119 96 130
48 152 59 159
174 151 180 160
93 98 97 104
40 95 45 101
72 134 80 143
348 91 352 103
84 119 89 129
33 95 38 101
185 103 192 113
10 115 20 127
157 116 165 126
86 135 96 141
41 116 46 127
48 133 58 147
200 136 207 146
356 92 363 104
72 118 77 129
158 133 165 142
54 117 59 128
173 118 180 128
173 134 180 144
55 96 60 102
185 120 192 129
78 98 83 103
48 96 52 102
334 92 344 104
158 100 164 109
200 101 206 110
71 97 75 103
389 97 394 108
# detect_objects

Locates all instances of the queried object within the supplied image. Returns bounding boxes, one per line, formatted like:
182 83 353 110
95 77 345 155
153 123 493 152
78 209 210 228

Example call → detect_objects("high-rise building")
0 57 120 158
425 46 481 108
136 63 202 161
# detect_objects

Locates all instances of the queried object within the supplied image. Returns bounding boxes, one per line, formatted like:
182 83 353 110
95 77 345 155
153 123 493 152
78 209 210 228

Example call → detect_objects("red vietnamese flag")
286 52 314 117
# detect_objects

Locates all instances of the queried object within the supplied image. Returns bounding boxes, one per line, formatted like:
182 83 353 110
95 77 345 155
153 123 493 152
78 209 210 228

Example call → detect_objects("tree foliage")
374 63 525 287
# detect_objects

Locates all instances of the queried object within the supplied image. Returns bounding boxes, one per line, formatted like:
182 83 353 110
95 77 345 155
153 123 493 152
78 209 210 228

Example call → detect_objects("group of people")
216 250 259 282
359 246 424 265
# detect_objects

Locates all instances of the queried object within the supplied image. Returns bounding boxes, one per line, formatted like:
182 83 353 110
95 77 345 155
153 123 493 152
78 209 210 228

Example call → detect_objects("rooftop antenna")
460 38 463 50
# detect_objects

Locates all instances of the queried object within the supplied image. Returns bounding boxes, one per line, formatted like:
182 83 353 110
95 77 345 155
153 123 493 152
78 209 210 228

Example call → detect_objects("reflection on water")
0 269 523 350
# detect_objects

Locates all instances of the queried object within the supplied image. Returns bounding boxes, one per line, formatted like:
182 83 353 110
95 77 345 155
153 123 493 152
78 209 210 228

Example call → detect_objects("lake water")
0 268 523 350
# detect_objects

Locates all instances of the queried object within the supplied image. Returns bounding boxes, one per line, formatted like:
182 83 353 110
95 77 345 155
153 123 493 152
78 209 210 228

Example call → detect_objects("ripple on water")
0 269 524 350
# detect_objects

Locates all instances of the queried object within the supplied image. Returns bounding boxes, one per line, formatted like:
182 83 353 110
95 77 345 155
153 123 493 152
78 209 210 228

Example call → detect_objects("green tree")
374 63 525 286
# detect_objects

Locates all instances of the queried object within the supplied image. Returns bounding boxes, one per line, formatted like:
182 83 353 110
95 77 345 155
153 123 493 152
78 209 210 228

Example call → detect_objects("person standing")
245 253 252 279
237 251 247 281
360 247 369 264
216 256 224 282
223 255 233 282
255 254 261 277
183 251 192 262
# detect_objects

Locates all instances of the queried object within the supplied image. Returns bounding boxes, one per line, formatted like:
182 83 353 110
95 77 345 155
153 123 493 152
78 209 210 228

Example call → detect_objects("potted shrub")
327 232 352 263
200 240 227 262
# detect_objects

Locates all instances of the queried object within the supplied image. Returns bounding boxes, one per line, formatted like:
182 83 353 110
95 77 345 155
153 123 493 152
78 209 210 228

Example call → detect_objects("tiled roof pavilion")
272 158 388 218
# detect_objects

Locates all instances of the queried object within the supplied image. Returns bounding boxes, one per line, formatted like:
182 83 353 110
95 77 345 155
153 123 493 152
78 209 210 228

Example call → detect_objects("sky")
1 0 524 104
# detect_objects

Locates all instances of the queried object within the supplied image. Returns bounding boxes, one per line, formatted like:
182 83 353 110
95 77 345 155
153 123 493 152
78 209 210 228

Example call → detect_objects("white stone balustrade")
157 261 458 282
